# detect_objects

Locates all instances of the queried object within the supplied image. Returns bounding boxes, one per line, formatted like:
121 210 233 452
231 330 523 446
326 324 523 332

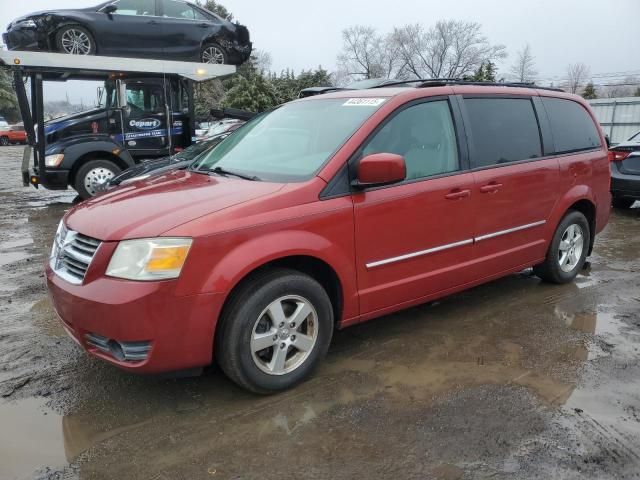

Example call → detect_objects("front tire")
534 211 590 284
216 269 334 394
612 197 635 209
201 43 227 64
55 25 96 56
74 159 121 199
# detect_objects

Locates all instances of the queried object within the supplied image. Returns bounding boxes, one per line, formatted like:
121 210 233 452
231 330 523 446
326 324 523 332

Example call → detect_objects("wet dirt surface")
0 145 638 479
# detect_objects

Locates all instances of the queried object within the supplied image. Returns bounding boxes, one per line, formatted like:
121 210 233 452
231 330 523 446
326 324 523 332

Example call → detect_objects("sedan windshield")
192 98 386 182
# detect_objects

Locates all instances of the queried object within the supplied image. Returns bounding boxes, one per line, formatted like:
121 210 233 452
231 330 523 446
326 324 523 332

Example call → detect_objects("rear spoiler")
210 108 257 121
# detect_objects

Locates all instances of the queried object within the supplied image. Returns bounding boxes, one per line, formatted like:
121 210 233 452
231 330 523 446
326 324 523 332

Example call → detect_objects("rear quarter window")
541 97 602 154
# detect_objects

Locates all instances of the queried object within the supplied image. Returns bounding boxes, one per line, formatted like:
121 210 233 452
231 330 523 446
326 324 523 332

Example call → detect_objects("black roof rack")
372 78 564 92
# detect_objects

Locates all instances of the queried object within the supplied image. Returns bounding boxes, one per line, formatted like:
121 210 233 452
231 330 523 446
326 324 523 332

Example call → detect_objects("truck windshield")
192 98 387 182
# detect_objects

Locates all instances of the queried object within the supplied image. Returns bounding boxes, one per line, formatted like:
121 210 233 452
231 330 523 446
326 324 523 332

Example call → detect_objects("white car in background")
196 119 245 142
0 116 8 128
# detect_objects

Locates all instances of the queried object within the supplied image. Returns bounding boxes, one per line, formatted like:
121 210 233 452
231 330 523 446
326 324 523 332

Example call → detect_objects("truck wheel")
612 198 635 209
533 210 590 284
216 269 334 394
0 137 8 146
56 25 96 56
201 43 227 64
74 160 121 199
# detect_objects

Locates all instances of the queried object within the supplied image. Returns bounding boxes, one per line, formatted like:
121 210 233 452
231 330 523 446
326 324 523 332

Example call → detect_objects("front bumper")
3 26 49 51
611 162 640 199
46 265 224 374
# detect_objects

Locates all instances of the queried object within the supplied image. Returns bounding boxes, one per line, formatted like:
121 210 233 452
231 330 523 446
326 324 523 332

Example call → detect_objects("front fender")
58 139 135 170
176 228 359 321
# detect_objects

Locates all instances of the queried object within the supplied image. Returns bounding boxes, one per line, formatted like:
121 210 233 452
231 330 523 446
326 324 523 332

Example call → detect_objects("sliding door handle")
445 189 471 200
479 182 503 193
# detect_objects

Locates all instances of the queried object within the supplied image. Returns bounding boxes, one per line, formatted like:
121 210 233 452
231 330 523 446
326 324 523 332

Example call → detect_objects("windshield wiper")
208 166 261 181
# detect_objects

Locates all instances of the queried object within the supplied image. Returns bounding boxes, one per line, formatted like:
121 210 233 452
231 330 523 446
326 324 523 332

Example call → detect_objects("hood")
65 170 285 241
45 108 106 135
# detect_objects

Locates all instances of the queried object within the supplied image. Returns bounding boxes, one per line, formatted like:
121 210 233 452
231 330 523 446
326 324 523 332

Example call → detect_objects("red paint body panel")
47 85 611 375
0 127 27 143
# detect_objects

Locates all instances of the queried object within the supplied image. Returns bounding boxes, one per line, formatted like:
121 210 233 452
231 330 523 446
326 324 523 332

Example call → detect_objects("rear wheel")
56 25 96 56
216 269 334 394
612 197 635 209
74 159 121 199
0 137 9 146
534 211 590 284
201 43 227 64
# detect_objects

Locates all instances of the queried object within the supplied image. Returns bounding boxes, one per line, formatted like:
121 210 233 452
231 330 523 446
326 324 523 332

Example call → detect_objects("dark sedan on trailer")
3 0 252 65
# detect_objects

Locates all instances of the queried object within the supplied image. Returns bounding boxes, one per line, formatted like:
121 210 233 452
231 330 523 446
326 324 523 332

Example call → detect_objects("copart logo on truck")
129 118 162 130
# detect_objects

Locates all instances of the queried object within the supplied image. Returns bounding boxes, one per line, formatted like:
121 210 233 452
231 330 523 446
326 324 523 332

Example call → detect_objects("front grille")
51 226 101 285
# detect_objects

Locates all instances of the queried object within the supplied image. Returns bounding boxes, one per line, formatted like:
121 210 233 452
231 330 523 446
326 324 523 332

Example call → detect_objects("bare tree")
391 20 507 79
509 44 537 83
565 63 590 94
253 50 273 75
336 26 406 83
602 76 639 98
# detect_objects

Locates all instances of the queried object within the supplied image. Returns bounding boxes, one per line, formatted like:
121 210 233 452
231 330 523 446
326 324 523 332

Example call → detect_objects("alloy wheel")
202 46 225 64
61 29 92 55
250 295 319 376
558 224 584 273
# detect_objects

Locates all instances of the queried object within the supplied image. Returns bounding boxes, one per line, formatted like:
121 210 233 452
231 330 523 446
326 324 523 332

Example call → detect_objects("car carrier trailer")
0 50 235 199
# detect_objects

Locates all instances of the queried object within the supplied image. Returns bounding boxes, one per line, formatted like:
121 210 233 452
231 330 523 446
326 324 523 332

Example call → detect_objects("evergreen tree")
582 82 598 100
196 0 233 21
0 70 20 123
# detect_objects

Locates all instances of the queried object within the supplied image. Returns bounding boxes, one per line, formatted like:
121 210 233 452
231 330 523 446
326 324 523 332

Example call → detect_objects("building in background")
588 97 640 146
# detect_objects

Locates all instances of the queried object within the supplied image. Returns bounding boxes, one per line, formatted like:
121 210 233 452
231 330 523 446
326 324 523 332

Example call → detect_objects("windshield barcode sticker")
343 98 386 107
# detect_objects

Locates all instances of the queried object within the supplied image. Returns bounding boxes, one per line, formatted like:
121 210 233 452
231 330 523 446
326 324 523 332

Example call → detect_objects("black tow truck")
0 50 235 199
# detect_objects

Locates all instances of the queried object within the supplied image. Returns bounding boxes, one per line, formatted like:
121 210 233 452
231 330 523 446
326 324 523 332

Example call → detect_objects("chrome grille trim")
50 226 101 285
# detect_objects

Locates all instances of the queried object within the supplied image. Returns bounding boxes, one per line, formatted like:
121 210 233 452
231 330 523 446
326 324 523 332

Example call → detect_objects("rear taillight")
608 150 631 162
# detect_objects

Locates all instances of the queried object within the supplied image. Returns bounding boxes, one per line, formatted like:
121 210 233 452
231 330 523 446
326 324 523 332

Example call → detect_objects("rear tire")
74 159 121 199
55 25 96 56
612 197 635 209
200 43 227 64
0 137 9 146
216 268 334 394
533 210 590 284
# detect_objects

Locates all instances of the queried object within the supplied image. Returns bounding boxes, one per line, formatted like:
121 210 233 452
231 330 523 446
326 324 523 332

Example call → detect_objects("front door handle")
148 20 159 25
198 22 210 28
479 182 503 193
445 188 471 200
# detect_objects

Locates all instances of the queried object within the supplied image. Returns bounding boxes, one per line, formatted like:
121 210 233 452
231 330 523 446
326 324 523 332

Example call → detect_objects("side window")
193 9 211 21
113 0 155 16
541 97 602 154
125 84 164 114
161 0 197 19
361 100 460 181
464 98 542 168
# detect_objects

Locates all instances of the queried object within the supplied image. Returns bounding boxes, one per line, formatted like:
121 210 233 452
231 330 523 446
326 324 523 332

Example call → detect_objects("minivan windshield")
192 98 386 182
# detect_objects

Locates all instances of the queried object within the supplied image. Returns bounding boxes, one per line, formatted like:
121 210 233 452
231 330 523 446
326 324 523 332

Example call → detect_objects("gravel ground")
0 145 638 480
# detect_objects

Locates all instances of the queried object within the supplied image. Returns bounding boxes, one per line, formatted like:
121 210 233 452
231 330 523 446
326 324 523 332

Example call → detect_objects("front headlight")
106 238 192 281
45 154 64 167
16 19 37 28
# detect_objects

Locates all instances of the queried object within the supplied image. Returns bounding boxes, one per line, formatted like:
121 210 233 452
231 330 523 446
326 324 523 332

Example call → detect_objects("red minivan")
47 82 611 393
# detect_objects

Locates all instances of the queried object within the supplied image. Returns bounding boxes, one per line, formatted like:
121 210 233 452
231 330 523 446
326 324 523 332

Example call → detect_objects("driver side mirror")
102 4 118 14
352 153 406 189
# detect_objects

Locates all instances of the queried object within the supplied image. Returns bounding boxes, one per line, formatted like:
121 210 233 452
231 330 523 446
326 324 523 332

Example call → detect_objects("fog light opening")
107 339 126 362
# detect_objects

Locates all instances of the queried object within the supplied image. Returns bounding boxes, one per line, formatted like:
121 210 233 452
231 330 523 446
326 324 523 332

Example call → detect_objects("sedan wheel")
56 26 96 56
201 45 226 64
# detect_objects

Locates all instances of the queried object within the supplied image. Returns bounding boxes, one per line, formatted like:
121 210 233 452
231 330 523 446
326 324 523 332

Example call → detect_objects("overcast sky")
2 0 639 102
